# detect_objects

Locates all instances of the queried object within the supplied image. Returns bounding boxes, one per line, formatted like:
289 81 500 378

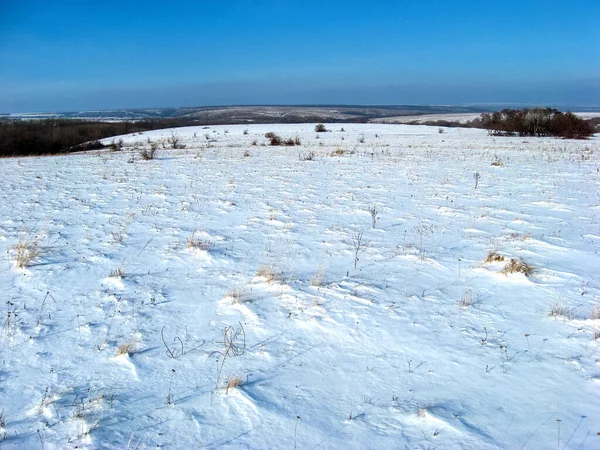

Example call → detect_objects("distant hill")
5 105 487 123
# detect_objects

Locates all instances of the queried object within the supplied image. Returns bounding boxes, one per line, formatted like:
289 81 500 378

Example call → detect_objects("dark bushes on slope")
480 108 595 139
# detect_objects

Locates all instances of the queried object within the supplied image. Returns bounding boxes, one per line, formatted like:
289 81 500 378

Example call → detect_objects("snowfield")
1 124 599 449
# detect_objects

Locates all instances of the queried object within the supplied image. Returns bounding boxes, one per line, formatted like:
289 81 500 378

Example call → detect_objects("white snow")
374 112 600 124
1 124 599 449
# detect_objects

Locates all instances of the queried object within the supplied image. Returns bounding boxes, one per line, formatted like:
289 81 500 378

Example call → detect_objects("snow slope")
373 112 600 124
1 124 599 449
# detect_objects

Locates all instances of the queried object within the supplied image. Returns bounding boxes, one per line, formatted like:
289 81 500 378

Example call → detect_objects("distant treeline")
1 108 597 157
408 109 598 139
0 118 202 157
479 108 596 139
0 116 368 157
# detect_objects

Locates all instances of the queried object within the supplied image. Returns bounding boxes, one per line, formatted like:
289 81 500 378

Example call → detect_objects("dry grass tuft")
590 304 599 340
416 407 427 418
485 251 505 263
116 341 137 356
226 289 242 304
505 232 531 241
12 238 42 268
550 299 572 319
226 375 243 393
257 264 276 283
460 288 472 308
310 266 325 287
331 149 345 156
109 268 124 278
187 231 213 251
485 251 533 276
502 258 533 276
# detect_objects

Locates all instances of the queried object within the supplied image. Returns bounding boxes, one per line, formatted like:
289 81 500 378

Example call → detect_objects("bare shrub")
480 108 595 139
300 151 315 161
167 132 186 149
315 124 327 132
109 138 124 151
268 134 282 146
139 146 157 160
352 231 368 269
369 204 379 228
331 149 345 156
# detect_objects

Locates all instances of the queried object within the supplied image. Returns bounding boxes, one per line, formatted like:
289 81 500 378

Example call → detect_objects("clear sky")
1 0 598 112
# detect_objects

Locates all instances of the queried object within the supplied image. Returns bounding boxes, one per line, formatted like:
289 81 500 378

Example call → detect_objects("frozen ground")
1 124 599 449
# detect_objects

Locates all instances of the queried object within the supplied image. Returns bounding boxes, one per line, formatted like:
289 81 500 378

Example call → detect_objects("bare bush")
300 151 315 161
139 146 157 160
109 138 124 151
167 132 186 149
480 108 594 139
267 134 282 146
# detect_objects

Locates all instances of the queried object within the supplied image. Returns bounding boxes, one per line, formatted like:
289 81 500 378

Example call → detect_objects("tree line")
0 118 206 157
479 108 595 139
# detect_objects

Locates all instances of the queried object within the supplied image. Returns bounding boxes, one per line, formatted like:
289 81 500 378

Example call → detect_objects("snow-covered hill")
1 124 599 449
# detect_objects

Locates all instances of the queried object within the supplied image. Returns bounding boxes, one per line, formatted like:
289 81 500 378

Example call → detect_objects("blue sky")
1 0 598 112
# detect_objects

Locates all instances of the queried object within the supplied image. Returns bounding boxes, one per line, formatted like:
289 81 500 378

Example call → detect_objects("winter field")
1 124 599 449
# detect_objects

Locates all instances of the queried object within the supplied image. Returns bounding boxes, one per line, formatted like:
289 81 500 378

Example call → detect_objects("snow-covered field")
374 112 600 124
1 124 599 449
